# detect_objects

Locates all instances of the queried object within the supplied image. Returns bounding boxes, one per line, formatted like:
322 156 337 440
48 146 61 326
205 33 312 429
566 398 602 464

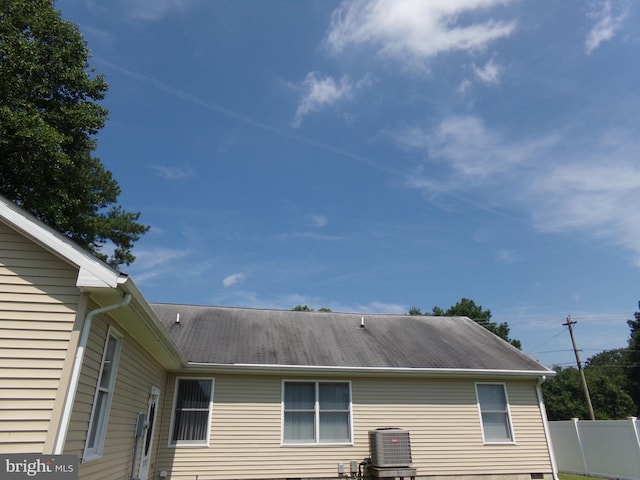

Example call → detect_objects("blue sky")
56 0 639 368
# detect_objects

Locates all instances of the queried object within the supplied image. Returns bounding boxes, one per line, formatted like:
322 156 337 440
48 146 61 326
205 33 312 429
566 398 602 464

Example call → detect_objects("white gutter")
117 277 185 369
54 293 132 454
185 362 554 378
536 376 559 480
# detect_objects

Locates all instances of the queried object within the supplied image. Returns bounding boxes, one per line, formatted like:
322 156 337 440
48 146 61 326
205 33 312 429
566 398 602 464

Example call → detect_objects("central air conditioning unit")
369 428 412 468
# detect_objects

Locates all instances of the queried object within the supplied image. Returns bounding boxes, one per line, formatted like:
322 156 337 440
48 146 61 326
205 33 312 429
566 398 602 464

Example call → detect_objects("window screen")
476 383 514 443
171 378 213 445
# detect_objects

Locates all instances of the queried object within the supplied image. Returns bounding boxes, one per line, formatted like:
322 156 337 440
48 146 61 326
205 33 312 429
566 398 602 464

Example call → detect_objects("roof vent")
175 313 180 324
360 317 365 328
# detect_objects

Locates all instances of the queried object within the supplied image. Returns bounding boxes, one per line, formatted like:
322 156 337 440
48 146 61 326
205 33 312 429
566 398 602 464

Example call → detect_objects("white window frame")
82 326 123 462
168 377 214 447
281 380 353 446
475 382 516 445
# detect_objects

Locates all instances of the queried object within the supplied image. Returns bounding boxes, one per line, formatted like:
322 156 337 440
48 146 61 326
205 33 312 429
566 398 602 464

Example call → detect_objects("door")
138 386 160 480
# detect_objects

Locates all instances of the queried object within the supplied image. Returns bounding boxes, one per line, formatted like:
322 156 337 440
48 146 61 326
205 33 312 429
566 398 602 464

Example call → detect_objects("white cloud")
308 214 328 228
79 24 112 44
293 300 407 314
293 72 360 128
150 165 196 181
401 116 640 266
496 249 518 264
531 160 640 265
473 58 503 85
396 115 558 180
585 0 628 54
278 232 347 242
132 246 190 270
223 273 246 288
121 0 193 21
359 301 407 314
326 0 516 69
428 116 505 177
128 247 191 284
457 79 473 94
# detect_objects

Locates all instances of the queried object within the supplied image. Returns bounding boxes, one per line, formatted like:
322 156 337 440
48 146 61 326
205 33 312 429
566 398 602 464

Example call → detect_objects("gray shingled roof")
150 304 550 373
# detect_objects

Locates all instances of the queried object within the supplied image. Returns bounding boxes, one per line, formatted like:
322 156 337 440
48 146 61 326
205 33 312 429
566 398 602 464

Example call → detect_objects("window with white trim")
475 383 515 443
169 378 214 446
282 381 352 445
83 326 122 462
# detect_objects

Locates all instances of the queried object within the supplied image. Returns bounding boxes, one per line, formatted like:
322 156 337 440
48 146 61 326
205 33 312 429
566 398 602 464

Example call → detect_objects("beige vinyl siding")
0 223 81 454
355 378 551 476
65 309 168 480
156 374 552 480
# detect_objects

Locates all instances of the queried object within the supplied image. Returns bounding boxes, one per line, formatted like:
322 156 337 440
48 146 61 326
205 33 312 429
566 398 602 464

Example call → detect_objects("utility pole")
563 315 595 420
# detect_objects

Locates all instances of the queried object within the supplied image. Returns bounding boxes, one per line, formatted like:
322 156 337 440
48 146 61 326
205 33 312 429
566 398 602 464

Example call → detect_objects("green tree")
586 349 636 419
542 350 636 420
624 303 640 415
439 298 492 320
424 298 522 349
291 305 332 312
541 366 588 421
0 0 148 266
292 305 313 312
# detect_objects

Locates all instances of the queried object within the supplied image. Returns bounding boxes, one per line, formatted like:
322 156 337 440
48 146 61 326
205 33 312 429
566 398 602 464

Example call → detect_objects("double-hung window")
475 383 515 444
83 326 122 462
282 381 352 445
169 378 214 446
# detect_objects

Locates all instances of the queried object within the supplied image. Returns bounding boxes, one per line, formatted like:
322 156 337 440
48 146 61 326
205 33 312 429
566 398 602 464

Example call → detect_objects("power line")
586 364 639 369
527 349 575 355
527 328 567 353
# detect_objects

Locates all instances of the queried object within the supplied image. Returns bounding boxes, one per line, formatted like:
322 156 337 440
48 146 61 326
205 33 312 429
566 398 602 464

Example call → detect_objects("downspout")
53 293 132 454
536 376 559 480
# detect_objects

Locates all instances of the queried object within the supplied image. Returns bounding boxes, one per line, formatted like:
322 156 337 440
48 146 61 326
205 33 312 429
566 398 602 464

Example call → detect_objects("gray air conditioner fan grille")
369 428 412 468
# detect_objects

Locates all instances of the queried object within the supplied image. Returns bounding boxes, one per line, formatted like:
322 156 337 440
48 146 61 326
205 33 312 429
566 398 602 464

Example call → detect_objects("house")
0 196 183 480
0 195 558 480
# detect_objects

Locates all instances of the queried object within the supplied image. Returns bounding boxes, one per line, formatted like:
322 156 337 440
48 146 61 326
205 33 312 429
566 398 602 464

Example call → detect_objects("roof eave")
182 362 555 378
57 270 186 371
0 196 120 288
116 277 186 370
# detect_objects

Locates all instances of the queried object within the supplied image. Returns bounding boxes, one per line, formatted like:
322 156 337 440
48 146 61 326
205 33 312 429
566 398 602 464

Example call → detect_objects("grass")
558 474 606 480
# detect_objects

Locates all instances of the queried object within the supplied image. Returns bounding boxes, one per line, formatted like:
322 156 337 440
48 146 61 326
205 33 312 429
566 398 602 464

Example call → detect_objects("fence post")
572 418 589 475
630 417 640 453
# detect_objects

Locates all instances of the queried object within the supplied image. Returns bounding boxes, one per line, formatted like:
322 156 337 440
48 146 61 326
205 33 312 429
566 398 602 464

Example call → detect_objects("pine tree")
0 0 148 266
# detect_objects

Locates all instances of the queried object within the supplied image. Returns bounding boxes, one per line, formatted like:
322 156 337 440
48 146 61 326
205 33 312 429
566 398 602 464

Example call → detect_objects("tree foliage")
542 304 640 420
411 298 522 349
586 349 636 419
0 0 148 266
542 366 590 421
291 305 332 312
292 305 313 312
625 303 640 405
542 349 637 420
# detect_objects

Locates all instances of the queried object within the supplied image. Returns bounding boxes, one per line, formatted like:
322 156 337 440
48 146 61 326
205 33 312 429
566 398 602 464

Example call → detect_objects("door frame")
138 386 160 480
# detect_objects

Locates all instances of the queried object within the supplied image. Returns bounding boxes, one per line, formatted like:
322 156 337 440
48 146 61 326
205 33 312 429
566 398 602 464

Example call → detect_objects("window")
169 378 214 446
282 381 352 445
83 326 122 462
475 383 515 444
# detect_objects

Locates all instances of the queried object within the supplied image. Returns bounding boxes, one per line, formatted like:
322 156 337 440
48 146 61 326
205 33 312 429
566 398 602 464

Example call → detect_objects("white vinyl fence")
549 418 640 480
